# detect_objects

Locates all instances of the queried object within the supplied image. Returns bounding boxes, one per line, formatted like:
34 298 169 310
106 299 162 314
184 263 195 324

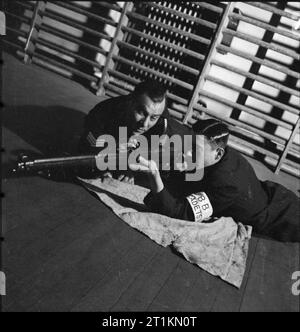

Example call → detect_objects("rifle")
13 153 98 174
12 144 192 178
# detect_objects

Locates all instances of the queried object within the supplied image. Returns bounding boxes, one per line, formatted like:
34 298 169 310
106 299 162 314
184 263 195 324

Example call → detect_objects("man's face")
130 94 166 136
195 135 220 169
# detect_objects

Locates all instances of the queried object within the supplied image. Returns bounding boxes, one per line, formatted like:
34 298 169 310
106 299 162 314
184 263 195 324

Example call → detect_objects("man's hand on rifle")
100 170 134 184
117 170 135 184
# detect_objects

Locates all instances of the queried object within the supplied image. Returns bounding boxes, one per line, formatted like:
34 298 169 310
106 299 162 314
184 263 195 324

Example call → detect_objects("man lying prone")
129 119 300 243
78 79 193 183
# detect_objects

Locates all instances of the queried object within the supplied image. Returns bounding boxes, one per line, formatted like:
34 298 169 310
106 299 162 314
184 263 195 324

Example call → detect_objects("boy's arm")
144 184 213 222
133 158 213 222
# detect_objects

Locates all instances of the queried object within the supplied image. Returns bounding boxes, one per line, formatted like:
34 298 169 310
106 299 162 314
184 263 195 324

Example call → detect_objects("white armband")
186 192 213 222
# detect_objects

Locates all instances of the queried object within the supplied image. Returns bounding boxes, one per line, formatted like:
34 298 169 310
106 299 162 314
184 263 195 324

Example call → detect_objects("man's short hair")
132 79 167 103
192 118 229 149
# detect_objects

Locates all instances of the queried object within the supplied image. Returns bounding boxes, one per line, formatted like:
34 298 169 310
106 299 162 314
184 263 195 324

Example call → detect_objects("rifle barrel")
15 148 189 173
17 155 97 171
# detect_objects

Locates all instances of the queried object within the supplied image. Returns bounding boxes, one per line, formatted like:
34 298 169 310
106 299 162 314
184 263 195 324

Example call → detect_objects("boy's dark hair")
192 119 229 149
132 79 167 103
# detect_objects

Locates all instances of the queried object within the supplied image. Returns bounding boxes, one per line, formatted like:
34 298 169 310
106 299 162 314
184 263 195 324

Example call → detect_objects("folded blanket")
78 177 252 288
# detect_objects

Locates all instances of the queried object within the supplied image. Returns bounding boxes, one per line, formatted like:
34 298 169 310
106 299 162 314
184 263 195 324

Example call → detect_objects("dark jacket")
77 95 193 179
145 147 300 243
79 95 192 154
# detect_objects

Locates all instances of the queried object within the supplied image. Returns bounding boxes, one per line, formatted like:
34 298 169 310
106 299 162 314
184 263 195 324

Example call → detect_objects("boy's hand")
129 156 159 177
129 156 163 193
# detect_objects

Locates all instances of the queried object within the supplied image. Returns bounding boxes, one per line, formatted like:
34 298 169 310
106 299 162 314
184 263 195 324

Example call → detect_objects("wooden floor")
2 53 300 312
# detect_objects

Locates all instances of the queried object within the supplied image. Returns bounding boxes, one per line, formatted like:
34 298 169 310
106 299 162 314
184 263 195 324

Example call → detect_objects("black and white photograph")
1 1 300 315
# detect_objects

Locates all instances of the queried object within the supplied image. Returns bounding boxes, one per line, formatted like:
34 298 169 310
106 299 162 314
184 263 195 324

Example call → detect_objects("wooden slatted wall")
3 1 124 85
2 1 300 177
103 1 226 110
184 2 300 177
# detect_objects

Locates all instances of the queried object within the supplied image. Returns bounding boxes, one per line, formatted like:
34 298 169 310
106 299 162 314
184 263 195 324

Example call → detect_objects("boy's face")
195 135 223 169
129 94 166 136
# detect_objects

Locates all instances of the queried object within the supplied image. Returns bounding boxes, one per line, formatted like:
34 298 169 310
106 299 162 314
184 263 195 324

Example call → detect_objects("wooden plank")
228 131 280 159
197 2 223 14
2 177 82 232
6 209 144 311
105 69 190 105
144 2 218 30
31 51 98 82
239 239 300 312
178 269 224 312
167 93 189 106
235 0 283 123
217 45 300 79
183 3 235 124
253 240 300 272
211 59 300 98
4 178 105 258
112 55 195 91
205 75 298 125
127 11 211 46
105 90 120 98
4 10 31 24
223 28 300 60
104 82 129 95
107 68 139 85
197 90 287 145
228 125 300 161
28 236 159 312
190 106 299 178
1 40 25 54
93 1 122 12
117 41 200 76
40 24 108 56
24 1 47 64
36 38 104 71
191 104 300 178
5 25 28 38
230 12 300 41
282 158 300 175
168 109 184 122
122 27 205 61
5 189 112 283
108 247 179 312
247 2 300 21
276 117 300 174
51 1 118 27
97 2 132 95
70 240 164 312
15 0 34 10
44 9 113 41
147 258 208 312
